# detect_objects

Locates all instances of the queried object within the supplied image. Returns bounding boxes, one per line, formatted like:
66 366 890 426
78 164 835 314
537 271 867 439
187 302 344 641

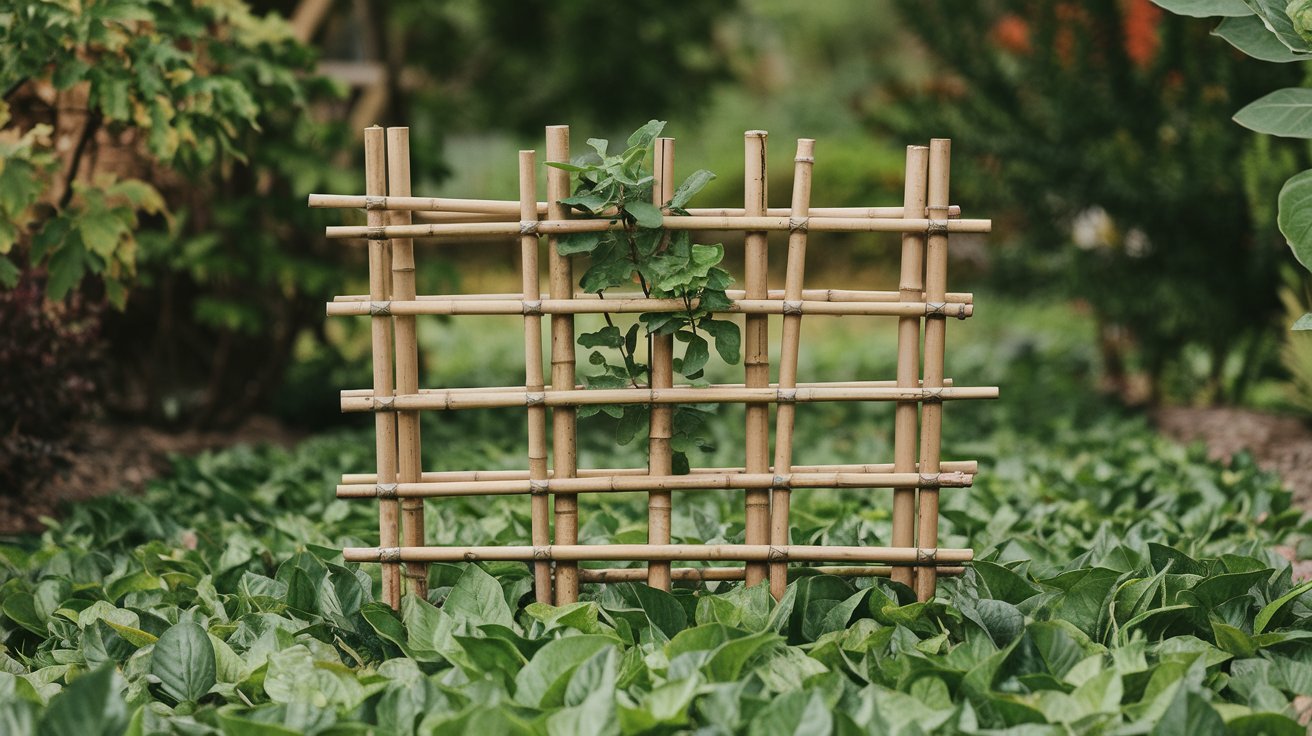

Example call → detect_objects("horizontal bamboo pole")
340 378 957 398
324 216 991 240
308 192 962 219
337 470 973 499
342 544 974 564
334 288 974 305
326 298 973 318
341 460 980 484
341 385 999 412
577 565 966 583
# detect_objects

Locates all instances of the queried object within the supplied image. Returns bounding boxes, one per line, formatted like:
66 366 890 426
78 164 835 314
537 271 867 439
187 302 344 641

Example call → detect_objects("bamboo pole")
386 127 426 599
578 565 966 583
743 130 770 587
917 139 953 602
545 125 579 604
364 127 401 609
323 215 991 240
768 139 815 600
333 288 974 305
341 378 959 400
341 460 980 485
326 298 973 318
648 137 675 591
892 145 929 588
519 149 553 604
337 470 974 499
309 192 961 219
340 385 999 413
343 544 974 564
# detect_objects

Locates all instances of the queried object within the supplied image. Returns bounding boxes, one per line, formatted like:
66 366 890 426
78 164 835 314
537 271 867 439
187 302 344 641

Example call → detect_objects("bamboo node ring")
364 196 387 210
777 389 797 404
522 300 542 315
917 548 938 563
794 155 815 164
788 216 809 233
926 219 950 236
918 473 942 489
525 392 546 406
519 220 539 235
768 546 789 561
373 397 395 412
379 547 402 563
772 474 791 489
529 479 549 495
366 226 388 239
783 300 803 315
376 483 398 498
370 301 393 316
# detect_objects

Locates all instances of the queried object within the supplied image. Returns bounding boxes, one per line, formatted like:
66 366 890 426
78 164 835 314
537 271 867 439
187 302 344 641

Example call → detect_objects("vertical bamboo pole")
519 150 553 603
916 139 952 602
743 130 770 587
768 138 815 600
891 146 929 589
387 127 426 599
647 137 675 591
546 125 579 603
365 126 401 609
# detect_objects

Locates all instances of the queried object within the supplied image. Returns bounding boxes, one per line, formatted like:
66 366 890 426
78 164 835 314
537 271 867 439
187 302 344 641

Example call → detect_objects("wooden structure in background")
311 125 995 609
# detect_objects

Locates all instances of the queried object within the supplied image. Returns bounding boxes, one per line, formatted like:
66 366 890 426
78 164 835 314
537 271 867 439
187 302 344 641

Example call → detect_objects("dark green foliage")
882 1 1307 400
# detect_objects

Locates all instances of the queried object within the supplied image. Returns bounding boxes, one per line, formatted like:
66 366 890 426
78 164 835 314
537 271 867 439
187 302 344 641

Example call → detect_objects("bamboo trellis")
312 125 996 609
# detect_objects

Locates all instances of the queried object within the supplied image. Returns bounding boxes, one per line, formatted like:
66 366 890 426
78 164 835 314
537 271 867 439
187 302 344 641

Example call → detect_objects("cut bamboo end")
577 565 967 583
342 544 973 564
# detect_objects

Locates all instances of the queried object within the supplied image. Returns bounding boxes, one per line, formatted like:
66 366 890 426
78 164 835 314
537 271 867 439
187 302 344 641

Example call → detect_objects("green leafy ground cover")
2 300 1311 734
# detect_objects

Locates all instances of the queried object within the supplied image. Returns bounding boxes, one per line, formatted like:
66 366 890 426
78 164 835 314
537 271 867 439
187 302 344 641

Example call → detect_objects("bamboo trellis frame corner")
312 125 997 610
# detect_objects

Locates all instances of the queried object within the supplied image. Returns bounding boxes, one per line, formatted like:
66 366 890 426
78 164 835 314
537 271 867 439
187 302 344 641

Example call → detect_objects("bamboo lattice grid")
310 125 996 609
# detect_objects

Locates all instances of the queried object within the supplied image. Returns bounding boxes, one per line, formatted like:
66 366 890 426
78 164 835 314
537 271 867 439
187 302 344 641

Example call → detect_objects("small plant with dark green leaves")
547 121 741 472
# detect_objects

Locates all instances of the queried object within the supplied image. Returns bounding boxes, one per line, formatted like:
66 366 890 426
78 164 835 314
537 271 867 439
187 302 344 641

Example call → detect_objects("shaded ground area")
0 417 302 536
1154 405 1312 581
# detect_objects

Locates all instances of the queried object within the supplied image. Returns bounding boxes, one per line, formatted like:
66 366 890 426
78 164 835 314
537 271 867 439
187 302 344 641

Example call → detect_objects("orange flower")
1123 0 1162 68
992 14 1031 54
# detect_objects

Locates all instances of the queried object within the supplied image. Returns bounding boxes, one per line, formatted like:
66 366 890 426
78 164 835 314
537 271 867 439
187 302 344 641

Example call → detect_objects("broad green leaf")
1254 578 1312 632
36 665 128 736
444 564 515 629
1293 312 1312 329
150 622 216 703
703 630 782 681
1213 15 1311 61
625 200 662 228
514 635 615 707
1242 0 1312 50
0 256 18 289
1277 169 1312 270
701 319 740 364
680 333 710 377
579 326 623 349
1152 0 1251 16
556 232 602 255
669 170 715 209
1235 88 1312 136
625 120 666 150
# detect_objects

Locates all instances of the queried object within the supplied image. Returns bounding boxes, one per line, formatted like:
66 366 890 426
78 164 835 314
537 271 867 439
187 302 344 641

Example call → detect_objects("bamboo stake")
336 470 974 499
578 565 966 583
364 127 401 609
343 544 974 564
323 215 991 240
648 137 675 591
326 298 973 318
387 127 426 598
340 385 999 412
341 378 960 399
519 149 552 604
769 139 815 600
546 125 579 604
892 145 929 588
333 288 974 304
309 192 961 219
341 460 980 485
917 139 953 602
743 130 770 587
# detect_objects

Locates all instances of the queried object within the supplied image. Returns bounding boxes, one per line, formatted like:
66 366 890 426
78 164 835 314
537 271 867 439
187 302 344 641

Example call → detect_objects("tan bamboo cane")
743 130 770 587
545 125 579 603
343 544 973 564
333 289 974 304
341 460 979 485
768 139 815 600
363 127 401 609
336 470 973 499
326 298 973 318
916 139 953 602
340 378 959 400
518 149 553 604
323 215 991 240
648 137 675 591
892 145 930 588
386 127 426 598
578 565 966 583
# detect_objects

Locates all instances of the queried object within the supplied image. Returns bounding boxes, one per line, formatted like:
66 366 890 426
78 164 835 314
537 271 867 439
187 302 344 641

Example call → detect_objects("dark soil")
0 417 303 536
